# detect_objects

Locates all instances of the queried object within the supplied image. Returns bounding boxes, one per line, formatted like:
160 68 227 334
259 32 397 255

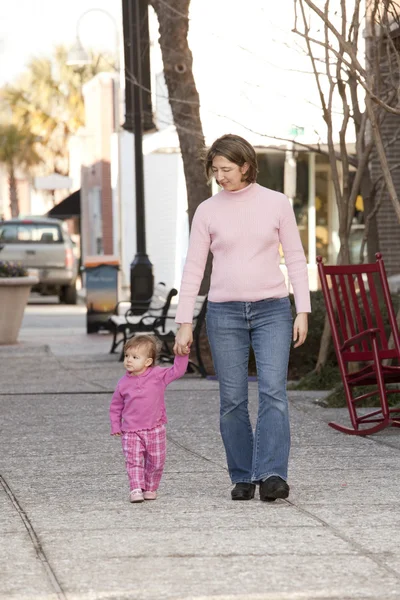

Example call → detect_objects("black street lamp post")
122 0 154 313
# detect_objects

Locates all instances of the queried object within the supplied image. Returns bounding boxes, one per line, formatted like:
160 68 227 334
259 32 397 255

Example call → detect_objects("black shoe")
231 482 256 501
259 476 289 502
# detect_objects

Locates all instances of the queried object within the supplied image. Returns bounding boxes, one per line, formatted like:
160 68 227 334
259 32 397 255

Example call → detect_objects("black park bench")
152 295 208 377
108 282 178 356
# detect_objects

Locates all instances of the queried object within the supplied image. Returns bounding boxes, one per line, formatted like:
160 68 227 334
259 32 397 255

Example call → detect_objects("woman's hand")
293 313 308 348
174 323 193 355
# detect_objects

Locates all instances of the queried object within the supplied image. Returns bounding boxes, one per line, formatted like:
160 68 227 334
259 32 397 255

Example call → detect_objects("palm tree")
1 46 113 175
0 124 42 217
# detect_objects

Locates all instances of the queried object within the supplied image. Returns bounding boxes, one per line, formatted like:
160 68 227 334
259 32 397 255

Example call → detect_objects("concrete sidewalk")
1 310 400 599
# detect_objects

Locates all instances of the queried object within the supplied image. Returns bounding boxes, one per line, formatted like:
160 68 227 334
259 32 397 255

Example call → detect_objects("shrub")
199 288 400 393
286 291 337 381
0 261 28 278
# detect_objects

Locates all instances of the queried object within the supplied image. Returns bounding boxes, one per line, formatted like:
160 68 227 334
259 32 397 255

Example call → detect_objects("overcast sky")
0 0 122 86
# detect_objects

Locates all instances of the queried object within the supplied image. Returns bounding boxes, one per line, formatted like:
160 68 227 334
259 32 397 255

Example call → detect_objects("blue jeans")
206 298 293 484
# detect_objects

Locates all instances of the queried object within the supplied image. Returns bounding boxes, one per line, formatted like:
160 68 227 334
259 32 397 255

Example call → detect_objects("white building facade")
71 0 361 297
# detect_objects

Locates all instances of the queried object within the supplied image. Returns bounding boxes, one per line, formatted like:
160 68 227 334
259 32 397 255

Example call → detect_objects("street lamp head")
66 37 90 66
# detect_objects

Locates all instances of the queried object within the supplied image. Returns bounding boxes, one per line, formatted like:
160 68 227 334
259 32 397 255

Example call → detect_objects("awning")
47 189 80 219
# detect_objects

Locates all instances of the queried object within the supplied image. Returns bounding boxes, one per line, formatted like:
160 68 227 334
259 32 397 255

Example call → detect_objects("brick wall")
372 119 400 277
369 30 400 276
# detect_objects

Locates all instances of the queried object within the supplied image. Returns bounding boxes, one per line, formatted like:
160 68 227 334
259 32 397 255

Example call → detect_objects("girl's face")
211 155 249 192
124 346 153 375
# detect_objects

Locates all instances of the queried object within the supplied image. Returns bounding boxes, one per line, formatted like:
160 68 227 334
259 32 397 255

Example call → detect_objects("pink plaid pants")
121 424 166 492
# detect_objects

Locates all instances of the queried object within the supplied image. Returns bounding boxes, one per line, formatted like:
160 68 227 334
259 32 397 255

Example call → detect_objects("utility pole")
122 0 154 312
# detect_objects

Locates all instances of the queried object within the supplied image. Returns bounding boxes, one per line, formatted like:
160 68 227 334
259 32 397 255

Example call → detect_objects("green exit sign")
289 125 304 136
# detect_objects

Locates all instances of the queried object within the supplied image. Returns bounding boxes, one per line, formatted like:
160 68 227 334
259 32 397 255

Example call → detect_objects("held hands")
173 323 193 356
174 316 308 353
293 313 308 348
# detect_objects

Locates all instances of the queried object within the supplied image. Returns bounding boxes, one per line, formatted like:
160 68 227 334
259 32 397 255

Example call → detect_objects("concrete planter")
0 276 38 344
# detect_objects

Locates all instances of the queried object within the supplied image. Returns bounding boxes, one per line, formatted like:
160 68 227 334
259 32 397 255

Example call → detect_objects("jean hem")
231 479 253 485
253 472 288 483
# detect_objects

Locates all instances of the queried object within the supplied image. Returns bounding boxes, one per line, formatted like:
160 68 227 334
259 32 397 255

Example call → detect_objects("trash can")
83 255 119 333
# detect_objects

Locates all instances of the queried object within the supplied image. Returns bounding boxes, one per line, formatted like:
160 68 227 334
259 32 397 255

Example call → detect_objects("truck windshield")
0 223 63 244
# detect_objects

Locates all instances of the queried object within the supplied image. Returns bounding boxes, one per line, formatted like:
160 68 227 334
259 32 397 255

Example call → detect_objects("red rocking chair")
317 253 400 435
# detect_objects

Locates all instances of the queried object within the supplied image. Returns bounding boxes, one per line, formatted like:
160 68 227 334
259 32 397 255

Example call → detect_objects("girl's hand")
174 323 193 355
112 432 122 436
293 313 308 348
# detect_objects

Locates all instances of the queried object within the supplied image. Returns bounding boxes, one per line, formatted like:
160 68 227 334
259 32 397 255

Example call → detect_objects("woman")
174 134 310 502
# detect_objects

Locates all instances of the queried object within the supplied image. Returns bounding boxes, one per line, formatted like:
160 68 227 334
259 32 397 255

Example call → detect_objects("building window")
315 168 330 262
88 187 103 255
348 171 366 263
294 152 309 261
257 152 285 192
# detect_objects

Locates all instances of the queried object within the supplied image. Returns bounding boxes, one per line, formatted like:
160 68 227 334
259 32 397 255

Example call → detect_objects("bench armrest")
113 300 131 315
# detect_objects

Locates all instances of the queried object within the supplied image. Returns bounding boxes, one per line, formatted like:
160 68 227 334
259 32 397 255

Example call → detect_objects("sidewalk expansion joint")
290 399 400 454
0 474 67 600
47 350 112 392
0 388 220 397
288 498 400 580
167 434 228 472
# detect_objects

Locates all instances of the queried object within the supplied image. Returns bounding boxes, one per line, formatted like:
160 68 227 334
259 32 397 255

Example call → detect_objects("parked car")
0 217 79 304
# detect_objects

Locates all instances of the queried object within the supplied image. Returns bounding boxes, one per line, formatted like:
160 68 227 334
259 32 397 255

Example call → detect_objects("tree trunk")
337 232 351 265
315 314 332 372
315 242 349 371
150 0 212 292
8 167 19 218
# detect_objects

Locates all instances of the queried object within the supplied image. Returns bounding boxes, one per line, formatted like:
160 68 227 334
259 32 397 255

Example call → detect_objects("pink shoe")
143 490 157 500
130 488 144 503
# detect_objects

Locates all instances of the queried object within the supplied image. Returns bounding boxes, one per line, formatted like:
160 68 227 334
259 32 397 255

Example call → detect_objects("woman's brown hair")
205 134 258 183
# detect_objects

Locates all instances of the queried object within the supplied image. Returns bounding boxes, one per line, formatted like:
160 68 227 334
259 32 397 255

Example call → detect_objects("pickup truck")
0 217 79 304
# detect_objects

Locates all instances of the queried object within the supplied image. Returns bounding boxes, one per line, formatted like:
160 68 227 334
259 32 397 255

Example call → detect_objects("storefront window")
315 168 330 261
348 172 366 263
294 153 309 261
257 152 284 192
258 151 311 262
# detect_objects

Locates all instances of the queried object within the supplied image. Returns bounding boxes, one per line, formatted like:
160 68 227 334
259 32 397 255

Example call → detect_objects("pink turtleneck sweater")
175 183 311 324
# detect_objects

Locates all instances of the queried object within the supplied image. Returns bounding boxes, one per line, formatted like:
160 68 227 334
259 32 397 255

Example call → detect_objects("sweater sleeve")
175 203 211 323
109 382 124 435
160 354 189 386
279 196 311 313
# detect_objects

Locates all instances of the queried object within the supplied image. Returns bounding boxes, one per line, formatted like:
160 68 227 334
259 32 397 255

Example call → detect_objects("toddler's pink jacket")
109 354 189 434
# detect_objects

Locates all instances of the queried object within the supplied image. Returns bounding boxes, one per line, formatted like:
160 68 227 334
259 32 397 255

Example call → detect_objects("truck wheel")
60 283 77 305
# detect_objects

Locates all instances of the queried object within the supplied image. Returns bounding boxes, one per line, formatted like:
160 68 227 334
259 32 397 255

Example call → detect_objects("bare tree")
294 0 400 370
149 0 212 291
296 0 400 222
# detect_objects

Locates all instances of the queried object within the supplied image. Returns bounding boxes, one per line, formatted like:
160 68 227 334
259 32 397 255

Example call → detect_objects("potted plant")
0 261 39 344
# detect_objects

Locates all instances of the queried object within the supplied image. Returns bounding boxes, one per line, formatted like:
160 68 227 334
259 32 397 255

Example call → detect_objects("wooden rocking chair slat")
331 275 348 345
356 273 374 329
347 273 369 353
317 253 400 435
339 274 360 353
367 272 388 350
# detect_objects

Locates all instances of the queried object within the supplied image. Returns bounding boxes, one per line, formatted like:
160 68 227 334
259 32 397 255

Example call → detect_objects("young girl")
110 334 189 503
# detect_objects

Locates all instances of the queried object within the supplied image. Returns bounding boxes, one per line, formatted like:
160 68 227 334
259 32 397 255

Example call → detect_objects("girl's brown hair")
205 134 258 183
123 334 160 363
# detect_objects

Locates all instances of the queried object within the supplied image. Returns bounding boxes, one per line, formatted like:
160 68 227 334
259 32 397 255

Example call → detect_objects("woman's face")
211 155 249 192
